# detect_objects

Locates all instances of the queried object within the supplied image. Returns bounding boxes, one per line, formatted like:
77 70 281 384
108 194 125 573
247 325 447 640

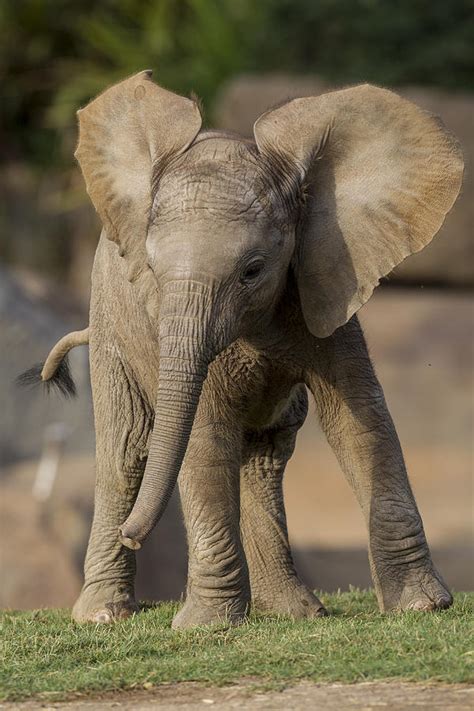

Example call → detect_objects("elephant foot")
374 558 453 612
72 581 138 623
395 574 452 612
172 594 248 629
252 579 328 619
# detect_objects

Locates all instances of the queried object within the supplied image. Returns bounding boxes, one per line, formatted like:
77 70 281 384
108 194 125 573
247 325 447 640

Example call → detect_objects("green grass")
1 591 473 701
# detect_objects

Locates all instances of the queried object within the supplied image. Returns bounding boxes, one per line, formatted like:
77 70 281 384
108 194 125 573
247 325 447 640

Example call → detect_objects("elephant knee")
185 423 238 468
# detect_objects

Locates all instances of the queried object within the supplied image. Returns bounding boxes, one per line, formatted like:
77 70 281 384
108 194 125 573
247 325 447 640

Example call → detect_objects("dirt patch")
2 681 473 710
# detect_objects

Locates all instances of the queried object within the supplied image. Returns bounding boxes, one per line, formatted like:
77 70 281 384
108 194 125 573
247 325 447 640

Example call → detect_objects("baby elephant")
27 71 463 626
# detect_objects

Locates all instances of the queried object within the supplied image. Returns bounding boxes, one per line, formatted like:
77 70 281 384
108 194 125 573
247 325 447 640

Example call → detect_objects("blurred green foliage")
2 0 473 168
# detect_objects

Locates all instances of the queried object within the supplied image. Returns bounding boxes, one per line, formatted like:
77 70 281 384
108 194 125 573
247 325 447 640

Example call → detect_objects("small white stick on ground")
32 423 69 502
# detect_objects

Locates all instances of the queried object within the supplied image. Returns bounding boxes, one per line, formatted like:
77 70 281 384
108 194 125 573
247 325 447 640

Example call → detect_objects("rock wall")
0 267 94 468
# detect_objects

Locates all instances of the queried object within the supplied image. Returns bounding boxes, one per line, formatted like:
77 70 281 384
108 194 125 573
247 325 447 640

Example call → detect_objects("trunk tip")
118 526 142 550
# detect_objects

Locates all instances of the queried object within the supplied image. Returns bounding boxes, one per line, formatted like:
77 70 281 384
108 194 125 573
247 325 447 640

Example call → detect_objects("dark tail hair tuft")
16 356 77 399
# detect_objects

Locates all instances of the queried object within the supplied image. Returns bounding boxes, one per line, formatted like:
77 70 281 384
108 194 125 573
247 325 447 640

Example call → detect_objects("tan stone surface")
286 289 473 548
1 289 472 609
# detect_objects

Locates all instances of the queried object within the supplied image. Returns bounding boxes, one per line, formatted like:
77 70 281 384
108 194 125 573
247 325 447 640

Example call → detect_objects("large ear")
254 85 463 337
75 70 202 311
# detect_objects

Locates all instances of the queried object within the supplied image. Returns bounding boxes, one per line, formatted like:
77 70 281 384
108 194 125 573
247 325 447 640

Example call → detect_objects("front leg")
307 316 452 612
172 417 250 629
241 385 327 618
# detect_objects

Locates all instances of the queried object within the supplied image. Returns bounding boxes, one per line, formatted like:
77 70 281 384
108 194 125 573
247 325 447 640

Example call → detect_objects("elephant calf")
24 71 463 626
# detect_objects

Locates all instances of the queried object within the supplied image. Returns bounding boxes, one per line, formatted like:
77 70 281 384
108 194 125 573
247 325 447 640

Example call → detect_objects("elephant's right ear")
75 70 202 284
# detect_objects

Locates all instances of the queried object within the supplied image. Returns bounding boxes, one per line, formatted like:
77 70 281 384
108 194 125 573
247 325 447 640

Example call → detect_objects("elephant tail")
16 327 89 398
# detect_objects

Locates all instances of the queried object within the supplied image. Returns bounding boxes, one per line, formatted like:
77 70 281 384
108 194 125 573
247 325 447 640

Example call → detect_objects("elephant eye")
240 259 265 284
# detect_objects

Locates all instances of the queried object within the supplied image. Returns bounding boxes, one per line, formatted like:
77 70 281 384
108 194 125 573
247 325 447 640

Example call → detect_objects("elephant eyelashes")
240 259 265 284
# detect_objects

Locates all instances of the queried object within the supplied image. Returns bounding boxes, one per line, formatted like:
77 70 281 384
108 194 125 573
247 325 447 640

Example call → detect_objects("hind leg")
72 338 152 623
240 385 327 618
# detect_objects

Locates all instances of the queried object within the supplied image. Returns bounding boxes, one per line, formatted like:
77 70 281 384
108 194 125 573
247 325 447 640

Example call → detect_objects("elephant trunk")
119 284 213 550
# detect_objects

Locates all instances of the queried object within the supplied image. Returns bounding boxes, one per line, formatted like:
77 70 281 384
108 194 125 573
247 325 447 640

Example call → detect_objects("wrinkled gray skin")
68 72 463 626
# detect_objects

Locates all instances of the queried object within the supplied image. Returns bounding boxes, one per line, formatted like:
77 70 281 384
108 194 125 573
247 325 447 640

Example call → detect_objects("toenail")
93 611 112 623
410 600 433 611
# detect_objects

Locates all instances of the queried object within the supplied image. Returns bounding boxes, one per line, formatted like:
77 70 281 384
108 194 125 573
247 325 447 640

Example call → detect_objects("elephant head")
75 71 463 550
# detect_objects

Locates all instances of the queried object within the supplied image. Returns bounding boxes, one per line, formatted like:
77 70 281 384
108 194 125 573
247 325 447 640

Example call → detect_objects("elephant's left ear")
254 85 464 337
